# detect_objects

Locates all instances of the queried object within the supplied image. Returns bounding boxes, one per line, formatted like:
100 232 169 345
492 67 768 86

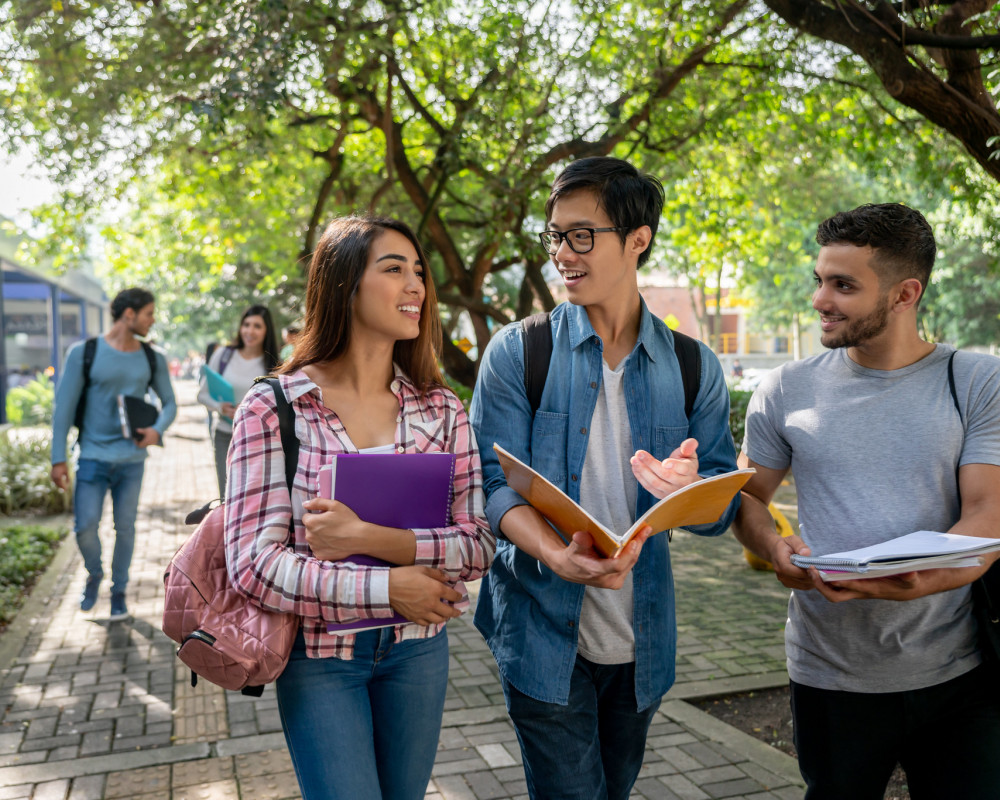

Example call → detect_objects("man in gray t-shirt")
734 204 1000 800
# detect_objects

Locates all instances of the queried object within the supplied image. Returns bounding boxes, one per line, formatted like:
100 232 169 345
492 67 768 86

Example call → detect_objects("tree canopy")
2 0 998 376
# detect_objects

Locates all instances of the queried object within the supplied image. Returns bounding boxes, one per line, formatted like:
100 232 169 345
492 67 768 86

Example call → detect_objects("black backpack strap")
522 312 553 417
520 313 703 421
947 351 962 425
671 330 701 419
256 376 299 491
140 342 157 390
73 337 99 432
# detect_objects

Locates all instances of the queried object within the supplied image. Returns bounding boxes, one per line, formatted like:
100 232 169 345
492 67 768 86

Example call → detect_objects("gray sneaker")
80 577 100 612
109 593 129 621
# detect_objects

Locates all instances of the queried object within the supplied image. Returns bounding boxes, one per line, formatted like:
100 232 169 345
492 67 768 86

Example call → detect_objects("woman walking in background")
198 304 280 496
224 216 495 800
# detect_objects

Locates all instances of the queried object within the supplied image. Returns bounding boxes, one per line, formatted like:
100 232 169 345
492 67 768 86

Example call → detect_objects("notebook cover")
201 365 235 404
318 452 455 529
117 395 159 440
317 452 456 634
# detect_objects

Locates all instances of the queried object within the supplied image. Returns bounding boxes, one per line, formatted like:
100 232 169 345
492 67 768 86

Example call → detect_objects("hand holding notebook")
314 452 458 634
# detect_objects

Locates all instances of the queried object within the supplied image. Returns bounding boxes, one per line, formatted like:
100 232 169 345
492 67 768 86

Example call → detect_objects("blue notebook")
317 452 456 635
201 365 235 405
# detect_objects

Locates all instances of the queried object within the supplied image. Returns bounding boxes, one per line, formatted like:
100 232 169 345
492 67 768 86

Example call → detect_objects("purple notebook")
317 452 456 634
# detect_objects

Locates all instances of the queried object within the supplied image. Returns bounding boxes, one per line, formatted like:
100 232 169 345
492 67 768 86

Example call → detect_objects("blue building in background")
1 225 108 423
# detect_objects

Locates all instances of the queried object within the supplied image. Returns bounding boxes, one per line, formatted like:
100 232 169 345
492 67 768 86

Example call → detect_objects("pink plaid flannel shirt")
224 368 495 659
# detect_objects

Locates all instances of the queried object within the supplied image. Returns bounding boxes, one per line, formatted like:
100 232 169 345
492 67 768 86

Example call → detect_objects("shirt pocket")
530 411 569 484
653 426 689 462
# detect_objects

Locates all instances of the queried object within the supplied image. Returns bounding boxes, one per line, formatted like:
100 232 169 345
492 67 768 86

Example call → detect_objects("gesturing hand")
631 438 700 499
388 566 464 625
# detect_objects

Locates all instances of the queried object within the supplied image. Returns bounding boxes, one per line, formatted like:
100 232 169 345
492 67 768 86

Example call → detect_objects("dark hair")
544 157 665 267
816 204 936 298
280 216 444 390
110 288 155 321
230 304 280 372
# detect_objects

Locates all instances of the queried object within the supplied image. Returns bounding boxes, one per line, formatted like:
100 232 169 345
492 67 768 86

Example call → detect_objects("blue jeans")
74 459 145 594
275 627 449 800
502 656 659 800
791 663 1000 799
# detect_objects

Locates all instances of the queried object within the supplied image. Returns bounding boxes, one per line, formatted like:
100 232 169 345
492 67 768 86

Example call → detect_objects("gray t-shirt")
577 360 637 664
744 345 1000 692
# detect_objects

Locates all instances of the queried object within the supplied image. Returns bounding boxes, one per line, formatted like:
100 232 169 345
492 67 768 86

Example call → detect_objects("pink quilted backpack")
162 378 299 696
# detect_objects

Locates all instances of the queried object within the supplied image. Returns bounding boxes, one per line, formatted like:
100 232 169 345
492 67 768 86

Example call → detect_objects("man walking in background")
51 287 177 620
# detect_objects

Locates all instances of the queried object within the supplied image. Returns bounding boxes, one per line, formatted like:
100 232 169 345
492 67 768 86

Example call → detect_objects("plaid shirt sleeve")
223 384 393 625
406 388 496 581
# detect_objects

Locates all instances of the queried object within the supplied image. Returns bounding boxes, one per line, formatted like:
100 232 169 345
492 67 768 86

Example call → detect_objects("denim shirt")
469 300 739 710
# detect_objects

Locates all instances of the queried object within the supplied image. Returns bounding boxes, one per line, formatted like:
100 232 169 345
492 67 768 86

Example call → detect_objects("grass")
0 520 68 631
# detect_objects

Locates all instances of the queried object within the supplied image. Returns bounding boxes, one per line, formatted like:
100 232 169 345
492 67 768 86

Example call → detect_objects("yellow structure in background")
743 503 795 571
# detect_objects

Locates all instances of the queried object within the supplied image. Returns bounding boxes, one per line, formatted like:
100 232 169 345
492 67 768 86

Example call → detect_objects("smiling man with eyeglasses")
470 157 739 800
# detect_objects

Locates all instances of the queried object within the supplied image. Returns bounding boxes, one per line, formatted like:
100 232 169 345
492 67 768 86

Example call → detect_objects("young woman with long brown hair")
223 216 494 800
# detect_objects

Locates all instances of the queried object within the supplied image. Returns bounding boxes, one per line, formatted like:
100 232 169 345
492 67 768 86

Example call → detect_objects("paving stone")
172 757 235 787
30 780 70 800
68 774 106 798
104 765 170 798
173 780 240 800
235 771 300 800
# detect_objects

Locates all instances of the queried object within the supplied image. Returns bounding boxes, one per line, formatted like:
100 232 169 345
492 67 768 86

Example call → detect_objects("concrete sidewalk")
0 380 803 799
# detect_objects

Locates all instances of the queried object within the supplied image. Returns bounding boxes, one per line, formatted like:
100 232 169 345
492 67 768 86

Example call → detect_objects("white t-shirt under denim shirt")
577 358 638 664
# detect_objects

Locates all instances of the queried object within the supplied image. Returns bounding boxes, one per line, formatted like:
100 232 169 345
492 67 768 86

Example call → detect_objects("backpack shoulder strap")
522 312 553 418
82 337 98 384
256 376 298 491
73 337 99 432
671 330 702 419
947 350 963 425
217 346 235 377
140 342 157 389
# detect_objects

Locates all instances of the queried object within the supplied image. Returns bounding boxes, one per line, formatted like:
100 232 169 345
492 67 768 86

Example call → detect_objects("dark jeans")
790 663 1000 800
501 656 659 800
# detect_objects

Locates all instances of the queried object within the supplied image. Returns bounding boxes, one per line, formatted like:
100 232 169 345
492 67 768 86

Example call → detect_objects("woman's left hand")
302 497 366 560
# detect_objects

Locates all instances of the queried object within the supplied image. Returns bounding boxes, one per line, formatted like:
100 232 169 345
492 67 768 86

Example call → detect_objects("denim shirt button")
571 474 578 481
590 382 597 389
579 427 586 435
568 620 575 628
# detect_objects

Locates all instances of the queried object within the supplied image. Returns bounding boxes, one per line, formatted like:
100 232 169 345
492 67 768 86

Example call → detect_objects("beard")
820 296 890 350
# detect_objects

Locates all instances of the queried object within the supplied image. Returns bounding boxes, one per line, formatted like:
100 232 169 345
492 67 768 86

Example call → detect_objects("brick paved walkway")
0 380 804 799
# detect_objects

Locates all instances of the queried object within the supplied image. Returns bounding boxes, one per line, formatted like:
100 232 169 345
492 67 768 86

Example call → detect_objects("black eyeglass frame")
536 227 626 255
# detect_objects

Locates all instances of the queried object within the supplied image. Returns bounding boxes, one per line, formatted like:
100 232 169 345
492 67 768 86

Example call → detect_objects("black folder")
117 394 159 441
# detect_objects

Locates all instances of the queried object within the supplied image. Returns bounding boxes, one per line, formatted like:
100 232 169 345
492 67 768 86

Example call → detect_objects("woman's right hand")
219 402 237 418
388 566 463 625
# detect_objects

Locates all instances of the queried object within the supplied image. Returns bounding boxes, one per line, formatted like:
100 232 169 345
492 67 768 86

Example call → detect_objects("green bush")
0 523 66 626
729 389 753 453
5 373 55 426
0 429 70 515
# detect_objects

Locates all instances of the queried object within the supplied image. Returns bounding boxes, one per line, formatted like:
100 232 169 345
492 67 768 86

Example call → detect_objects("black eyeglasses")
537 227 625 255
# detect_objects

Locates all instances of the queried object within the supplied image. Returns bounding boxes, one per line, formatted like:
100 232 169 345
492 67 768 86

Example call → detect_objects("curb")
662 699 804 788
